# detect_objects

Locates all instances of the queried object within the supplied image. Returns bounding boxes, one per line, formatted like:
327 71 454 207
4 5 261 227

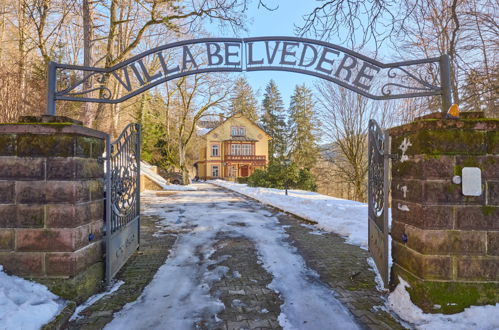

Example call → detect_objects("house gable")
205 114 271 141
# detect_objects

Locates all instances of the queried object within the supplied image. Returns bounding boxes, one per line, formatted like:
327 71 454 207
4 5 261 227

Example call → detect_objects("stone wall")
0 116 107 301
389 112 498 314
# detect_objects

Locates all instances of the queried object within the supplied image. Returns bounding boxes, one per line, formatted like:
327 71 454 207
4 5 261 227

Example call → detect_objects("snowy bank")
210 180 369 249
0 265 65 330
141 162 197 191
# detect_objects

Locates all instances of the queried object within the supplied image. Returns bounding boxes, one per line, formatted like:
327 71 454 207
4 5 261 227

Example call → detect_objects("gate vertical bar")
440 54 452 113
46 61 57 115
105 134 112 286
382 131 390 287
136 124 141 246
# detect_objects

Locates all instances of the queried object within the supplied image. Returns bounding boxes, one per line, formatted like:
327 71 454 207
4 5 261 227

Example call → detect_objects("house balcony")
224 155 267 164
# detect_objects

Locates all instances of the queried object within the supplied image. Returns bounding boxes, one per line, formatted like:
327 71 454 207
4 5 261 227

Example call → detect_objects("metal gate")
367 119 390 289
105 123 141 285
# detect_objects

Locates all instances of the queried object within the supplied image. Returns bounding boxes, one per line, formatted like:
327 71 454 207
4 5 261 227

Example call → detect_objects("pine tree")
230 76 258 121
288 84 319 169
261 80 287 162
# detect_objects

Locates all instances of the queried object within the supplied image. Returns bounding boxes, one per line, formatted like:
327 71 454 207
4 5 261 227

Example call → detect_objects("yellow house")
195 114 271 180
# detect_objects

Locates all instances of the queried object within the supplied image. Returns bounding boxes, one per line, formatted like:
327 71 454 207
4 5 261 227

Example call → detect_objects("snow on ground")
70 280 124 321
106 186 360 330
141 162 197 191
211 180 499 330
0 265 65 330
389 277 499 330
210 180 369 248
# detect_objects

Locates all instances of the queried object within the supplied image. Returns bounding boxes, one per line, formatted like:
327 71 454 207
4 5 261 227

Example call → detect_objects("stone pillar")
389 112 498 314
0 115 106 302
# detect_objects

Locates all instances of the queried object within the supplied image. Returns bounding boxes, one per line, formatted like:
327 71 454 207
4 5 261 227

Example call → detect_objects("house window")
228 166 237 177
231 126 246 136
211 144 219 157
230 144 253 156
212 166 219 177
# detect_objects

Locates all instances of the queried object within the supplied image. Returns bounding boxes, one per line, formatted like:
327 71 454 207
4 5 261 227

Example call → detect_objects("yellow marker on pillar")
446 104 460 119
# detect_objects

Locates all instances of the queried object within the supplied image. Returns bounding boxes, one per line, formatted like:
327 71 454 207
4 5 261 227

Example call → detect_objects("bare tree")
315 82 394 202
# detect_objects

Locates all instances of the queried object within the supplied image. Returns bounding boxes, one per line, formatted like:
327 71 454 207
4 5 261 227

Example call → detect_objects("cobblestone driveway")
66 184 405 330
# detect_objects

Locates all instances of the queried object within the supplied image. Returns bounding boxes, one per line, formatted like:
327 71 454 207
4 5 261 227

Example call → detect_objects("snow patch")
70 280 124 321
388 277 499 330
0 265 65 330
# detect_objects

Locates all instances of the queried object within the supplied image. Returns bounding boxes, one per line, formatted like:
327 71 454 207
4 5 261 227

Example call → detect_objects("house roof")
198 113 272 139
223 136 259 142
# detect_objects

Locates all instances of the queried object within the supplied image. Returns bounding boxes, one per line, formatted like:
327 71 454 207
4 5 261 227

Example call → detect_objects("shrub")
237 177 249 184
247 162 317 191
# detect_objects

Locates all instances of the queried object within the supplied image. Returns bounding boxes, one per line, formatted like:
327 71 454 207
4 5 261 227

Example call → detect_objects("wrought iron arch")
46 36 452 115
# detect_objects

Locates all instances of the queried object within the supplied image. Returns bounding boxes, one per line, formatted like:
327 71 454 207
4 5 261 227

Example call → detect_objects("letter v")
112 66 132 92
265 41 280 64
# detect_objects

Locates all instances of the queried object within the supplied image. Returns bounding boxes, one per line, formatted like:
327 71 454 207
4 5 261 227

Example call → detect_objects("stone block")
16 181 78 204
88 180 104 201
390 220 406 244
16 228 75 252
45 242 103 277
406 227 486 255
16 204 44 227
487 232 499 256
0 252 44 276
392 155 455 180
421 255 452 280
392 180 423 203
0 134 16 156
0 157 44 180
91 139 105 159
424 181 484 205
74 181 91 202
391 130 488 157
36 261 104 303
487 130 499 154
391 200 453 229
18 134 75 157
0 229 14 250
393 241 453 280
392 241 422 277
89 201 104 222
45 252 76 277
0 205 16 227
0 181 14 203
455 156 499 180
75 137 94 158
46 204 92 228
488 181 499 205
75 158 104 179
46 158 75 180
457 257 499 281
456 206 499 230
73 220 104 251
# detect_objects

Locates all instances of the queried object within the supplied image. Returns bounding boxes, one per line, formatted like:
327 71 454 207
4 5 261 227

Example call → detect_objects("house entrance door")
240 165 249 177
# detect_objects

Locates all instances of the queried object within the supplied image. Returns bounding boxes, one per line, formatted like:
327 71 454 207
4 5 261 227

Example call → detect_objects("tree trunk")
80 0 94 125
178 140 190 185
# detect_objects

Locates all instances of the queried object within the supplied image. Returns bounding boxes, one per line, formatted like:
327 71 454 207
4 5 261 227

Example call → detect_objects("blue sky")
213 1 321 107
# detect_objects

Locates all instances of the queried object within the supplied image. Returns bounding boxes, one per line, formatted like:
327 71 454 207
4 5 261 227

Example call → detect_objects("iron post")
439 54 452 114
105 134 112 286
46 61 57 116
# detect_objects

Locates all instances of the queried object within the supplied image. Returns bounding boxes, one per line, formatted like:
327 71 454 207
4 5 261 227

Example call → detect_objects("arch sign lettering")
46 36 452 115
